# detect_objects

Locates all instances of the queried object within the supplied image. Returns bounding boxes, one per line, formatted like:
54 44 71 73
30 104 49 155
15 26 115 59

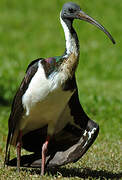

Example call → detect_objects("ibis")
5 2 115 176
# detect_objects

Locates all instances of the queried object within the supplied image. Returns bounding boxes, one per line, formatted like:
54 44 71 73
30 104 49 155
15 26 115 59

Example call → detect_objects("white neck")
60 14 79 57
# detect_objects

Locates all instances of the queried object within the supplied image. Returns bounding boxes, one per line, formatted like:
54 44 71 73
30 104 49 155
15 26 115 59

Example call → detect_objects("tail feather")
4 132 12 166
4 127 19 166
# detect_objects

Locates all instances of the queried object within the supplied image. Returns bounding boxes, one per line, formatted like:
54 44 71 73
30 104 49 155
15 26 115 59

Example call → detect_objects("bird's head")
61 2 115 44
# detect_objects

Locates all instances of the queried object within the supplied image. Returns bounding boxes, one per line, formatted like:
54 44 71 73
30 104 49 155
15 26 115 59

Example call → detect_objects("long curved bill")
77 10 115 44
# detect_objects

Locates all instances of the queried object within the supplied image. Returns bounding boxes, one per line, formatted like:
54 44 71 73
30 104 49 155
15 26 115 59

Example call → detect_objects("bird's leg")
16 130 22 172
41 135 50 176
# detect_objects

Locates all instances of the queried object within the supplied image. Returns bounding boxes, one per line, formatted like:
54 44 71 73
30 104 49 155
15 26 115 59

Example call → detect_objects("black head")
61 2 81 20
61 2 115 44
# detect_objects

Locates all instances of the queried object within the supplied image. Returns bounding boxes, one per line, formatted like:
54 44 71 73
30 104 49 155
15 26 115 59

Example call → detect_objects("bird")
4 2 115 176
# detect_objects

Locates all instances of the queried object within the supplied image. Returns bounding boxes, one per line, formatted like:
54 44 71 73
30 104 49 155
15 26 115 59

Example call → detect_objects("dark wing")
5 60 99 167
5 58 42 164
7 89 99 168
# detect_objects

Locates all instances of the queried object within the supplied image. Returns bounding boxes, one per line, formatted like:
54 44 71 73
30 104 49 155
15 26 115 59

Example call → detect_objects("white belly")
21 88 72 135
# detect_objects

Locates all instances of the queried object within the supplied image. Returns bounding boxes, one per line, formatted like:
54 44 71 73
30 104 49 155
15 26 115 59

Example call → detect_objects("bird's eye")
68 8 75 13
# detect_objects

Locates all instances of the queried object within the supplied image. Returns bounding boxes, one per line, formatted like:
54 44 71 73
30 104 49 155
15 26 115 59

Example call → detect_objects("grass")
0 0 122 179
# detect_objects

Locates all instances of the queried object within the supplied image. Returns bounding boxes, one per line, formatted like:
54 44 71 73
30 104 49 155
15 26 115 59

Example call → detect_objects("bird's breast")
21 62 74 135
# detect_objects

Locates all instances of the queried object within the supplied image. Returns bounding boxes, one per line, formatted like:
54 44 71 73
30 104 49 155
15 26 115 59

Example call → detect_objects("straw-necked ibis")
5 2 115 176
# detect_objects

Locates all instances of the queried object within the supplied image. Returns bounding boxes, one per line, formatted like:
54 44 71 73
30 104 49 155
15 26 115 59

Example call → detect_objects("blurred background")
0 0 121 178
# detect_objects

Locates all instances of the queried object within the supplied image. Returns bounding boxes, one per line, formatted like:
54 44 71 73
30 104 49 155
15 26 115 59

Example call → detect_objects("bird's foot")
16 131 22 173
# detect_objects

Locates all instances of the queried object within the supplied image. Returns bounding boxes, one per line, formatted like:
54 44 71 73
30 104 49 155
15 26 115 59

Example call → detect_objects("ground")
0 0 121 179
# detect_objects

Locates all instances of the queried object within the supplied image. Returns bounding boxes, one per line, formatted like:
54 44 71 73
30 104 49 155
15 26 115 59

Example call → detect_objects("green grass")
0 0 122 179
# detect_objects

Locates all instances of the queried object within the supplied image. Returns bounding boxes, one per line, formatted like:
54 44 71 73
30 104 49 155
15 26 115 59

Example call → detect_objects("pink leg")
16 131 22 172
41 136 50 176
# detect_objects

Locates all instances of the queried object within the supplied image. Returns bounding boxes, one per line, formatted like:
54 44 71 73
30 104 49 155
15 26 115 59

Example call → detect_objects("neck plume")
60 15 79 57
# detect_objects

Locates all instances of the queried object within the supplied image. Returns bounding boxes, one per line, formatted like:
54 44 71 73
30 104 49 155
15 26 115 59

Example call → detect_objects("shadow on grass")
23 167 122 179
49 167 122 179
